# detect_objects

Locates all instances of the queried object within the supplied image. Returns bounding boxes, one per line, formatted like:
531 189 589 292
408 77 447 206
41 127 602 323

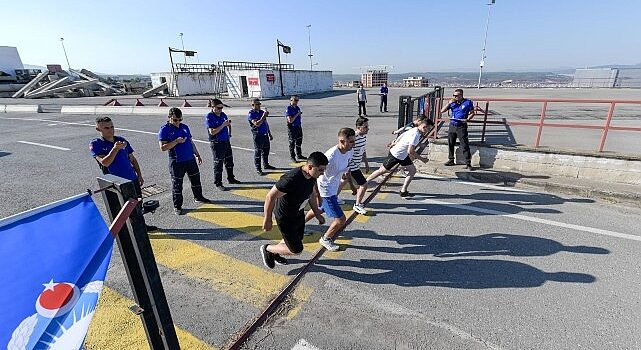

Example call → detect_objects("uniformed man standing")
158 107 211 215
247 98 275 175
285 95 306 162
90 116 158 231
205 98 242 190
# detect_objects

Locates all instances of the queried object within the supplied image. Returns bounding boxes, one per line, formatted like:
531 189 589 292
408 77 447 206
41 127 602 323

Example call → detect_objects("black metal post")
397 95 411 129
277 40 284 97
97 174 180 350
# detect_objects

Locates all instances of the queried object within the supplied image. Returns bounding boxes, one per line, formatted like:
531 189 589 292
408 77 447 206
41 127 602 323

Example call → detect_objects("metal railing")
218 61 294 71
435 96 641 153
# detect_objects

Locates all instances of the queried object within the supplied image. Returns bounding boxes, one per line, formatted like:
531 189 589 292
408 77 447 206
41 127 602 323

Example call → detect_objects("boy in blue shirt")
159 107 211 215
90 116 158 230
247 98 275 175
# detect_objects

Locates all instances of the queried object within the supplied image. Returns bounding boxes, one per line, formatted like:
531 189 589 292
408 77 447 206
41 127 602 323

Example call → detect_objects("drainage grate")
140 184 167 198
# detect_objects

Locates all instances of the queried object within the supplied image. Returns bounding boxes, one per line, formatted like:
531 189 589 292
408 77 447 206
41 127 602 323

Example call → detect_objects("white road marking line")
17 141 70 151
47 123 58 126
0 116 272 154
422 198 641 242
291 339 322 350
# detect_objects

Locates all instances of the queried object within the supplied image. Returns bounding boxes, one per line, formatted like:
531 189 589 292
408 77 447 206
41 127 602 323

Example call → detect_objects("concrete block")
130 107 170 115
61 106 98 114
4 104 42 113
95 106 135 114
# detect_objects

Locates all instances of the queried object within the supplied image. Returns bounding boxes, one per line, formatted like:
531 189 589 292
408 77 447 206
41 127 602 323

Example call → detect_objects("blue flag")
0 193 114 350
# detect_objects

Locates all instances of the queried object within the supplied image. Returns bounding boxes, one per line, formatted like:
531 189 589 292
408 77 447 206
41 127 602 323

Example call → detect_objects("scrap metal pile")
11 66 127 99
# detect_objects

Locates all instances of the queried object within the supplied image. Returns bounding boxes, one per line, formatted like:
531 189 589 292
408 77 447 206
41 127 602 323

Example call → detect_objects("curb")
416 164 641 209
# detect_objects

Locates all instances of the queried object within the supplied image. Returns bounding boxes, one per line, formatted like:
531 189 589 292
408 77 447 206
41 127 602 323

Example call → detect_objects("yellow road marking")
188 204 349 258
148 232 312 319
85 286 215 350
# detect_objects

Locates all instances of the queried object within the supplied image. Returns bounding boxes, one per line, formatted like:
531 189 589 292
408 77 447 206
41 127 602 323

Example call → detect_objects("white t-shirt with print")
318 145 353 197
390 127 421 160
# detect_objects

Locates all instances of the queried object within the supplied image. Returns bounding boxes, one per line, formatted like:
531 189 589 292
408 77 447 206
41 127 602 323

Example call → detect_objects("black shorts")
382 152 413 170
350 169 367 186
275 213 305 254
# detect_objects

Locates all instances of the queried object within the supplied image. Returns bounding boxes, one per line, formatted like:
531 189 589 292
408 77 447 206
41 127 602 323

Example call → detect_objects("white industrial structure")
572 68 641 88
150 61 332 98
0 46 24 77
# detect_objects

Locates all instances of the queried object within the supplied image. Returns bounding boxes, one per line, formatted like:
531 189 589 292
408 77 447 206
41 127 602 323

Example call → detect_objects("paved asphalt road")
1 110 640 349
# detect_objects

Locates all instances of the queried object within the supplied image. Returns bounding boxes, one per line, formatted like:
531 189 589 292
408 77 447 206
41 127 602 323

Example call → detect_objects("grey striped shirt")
349 134 367 171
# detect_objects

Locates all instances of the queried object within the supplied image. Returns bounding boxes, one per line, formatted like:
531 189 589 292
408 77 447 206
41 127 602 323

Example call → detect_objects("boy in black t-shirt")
260 152 328 268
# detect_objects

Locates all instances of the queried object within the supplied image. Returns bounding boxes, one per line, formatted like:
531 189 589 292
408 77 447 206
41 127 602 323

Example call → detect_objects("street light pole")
306 25 313 71
179 32 186 64
60 37 71 71
477 0 495 89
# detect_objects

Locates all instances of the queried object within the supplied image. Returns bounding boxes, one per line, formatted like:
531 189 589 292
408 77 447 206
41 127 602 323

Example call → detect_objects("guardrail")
435 96 641 153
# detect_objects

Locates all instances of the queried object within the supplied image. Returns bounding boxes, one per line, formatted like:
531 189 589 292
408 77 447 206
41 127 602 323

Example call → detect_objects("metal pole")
277 40 284 96
97 174 180 350
169 47 177 97
306 25 313 70
477 1 494 89
179 33 186 64
60 37 71 71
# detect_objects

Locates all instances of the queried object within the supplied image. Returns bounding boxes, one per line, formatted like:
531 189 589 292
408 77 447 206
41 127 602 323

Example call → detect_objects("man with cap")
247 98 275 175
90 116 158 231
158 107 211 215
205 98 242 190
285 95 306 162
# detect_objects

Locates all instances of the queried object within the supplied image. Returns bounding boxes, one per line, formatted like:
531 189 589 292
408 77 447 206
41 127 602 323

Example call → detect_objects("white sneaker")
352 204 367 215
319 236 340 252
336 198 346 205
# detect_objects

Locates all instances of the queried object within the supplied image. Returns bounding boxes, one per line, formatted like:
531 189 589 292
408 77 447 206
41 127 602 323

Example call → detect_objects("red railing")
435 97 641 152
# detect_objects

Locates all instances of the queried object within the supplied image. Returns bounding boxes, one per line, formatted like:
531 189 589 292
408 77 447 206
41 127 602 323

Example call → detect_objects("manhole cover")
141 184 167 198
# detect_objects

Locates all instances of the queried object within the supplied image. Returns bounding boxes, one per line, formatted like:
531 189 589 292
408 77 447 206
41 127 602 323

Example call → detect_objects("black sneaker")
264 164 277 170
260 244 275 269
194 197 212 204
145 224 159 232
256 169 264 175
444 160 455 166
273 255 289 266
290 156 298 162
228 178 242 184
215 184 227 191
400 191 415 199
466 164 473 170
297 155 307 160
173 207 183 215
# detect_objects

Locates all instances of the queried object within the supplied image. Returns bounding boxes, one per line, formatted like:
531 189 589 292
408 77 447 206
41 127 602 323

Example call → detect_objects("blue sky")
2 0 640 74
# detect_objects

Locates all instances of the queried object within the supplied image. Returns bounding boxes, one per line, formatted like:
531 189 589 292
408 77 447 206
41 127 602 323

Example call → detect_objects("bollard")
181 99 192 107
135 99 145 106
158 98 168 107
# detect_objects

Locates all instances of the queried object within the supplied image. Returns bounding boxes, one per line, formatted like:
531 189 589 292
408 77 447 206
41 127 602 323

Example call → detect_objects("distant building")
614 68 641 88
361 70 388 87
403 76 429 87
572 68 641 88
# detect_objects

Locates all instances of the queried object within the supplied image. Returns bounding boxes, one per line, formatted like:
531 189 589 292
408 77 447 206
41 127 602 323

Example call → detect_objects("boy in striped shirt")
345 116 370 214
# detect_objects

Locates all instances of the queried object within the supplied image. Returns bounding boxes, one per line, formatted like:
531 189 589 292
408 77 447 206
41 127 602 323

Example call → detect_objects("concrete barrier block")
61 105 98 114
4 104 42 113
177 107 210 117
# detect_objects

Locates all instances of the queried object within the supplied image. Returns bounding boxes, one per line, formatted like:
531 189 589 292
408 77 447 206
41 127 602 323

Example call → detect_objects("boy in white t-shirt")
366 116 434 198
305 128 355 251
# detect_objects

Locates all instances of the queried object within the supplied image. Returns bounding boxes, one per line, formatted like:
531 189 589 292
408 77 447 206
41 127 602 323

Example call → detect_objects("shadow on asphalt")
294 230 603 288
0 151 10 158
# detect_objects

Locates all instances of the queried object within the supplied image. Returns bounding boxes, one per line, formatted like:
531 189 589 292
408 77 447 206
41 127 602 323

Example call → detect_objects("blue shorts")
320 195 344 219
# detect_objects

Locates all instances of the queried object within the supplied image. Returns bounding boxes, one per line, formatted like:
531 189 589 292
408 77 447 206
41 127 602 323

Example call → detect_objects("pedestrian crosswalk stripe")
188 204 349 257
231 188 372 224
148 232 313 318
86 286 216 350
